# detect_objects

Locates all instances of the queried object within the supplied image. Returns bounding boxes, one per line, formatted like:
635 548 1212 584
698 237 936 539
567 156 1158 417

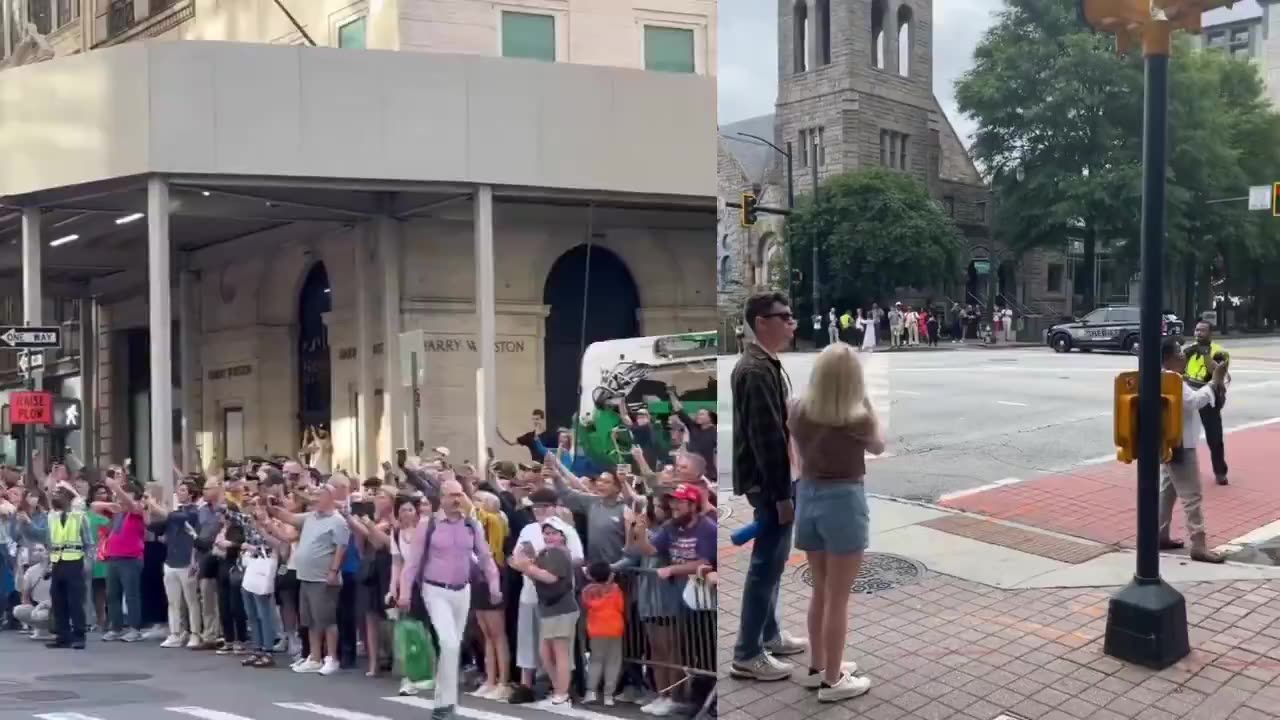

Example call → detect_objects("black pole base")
1103 575 1190 669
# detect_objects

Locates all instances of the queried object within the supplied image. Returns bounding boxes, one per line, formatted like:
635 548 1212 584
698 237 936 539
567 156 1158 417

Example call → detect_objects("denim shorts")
794 480 870 555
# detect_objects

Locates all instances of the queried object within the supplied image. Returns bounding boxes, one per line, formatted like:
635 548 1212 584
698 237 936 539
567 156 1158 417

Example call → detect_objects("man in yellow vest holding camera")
1184 320 1230 486
46 486 94 649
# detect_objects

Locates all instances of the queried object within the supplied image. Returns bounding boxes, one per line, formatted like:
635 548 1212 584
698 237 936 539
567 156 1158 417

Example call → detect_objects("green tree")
956 0 1280 322
785 168 962 323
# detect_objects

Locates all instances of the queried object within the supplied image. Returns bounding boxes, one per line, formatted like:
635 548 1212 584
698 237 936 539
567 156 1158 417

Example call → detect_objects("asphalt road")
718 335 1280 503
0 632 633 720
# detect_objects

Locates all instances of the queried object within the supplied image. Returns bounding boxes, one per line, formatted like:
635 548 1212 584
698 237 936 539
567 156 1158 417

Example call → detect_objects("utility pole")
1080 0 1234 670
810 134 821 323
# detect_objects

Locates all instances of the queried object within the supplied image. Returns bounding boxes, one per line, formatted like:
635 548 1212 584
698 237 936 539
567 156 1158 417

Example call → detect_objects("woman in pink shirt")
90 472 148 642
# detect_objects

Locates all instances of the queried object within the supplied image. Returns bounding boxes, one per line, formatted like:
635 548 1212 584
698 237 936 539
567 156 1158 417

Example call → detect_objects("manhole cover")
719 505 734 522
35 673 151 683
3 689 79 702
796 552 927 594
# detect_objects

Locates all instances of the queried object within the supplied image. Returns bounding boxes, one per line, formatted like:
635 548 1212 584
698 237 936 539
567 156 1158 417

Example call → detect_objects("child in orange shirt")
582 561 625 705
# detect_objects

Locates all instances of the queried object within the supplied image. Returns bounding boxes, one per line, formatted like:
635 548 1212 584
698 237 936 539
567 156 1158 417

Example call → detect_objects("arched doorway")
543 245 640 431
298 263 333 434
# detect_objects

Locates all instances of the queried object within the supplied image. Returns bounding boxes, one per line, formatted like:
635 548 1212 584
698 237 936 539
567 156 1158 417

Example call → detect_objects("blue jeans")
106 558 143 632
732 492 793 662
242 589 277 653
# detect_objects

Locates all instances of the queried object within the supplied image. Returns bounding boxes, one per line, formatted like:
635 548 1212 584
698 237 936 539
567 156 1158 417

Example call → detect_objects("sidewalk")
717 492 1280 720
940 420 1280 556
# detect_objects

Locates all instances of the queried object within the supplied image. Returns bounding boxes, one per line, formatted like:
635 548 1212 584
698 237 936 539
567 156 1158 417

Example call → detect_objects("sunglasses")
762 311 795 322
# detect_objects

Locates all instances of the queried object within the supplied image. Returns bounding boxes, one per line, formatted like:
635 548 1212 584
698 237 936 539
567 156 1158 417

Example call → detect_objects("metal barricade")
616 566 717 681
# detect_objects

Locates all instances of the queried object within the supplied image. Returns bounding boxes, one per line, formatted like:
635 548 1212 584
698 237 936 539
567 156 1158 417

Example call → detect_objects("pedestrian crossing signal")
1113 371 1183 464
1274 182 1279 217
741 193 758 227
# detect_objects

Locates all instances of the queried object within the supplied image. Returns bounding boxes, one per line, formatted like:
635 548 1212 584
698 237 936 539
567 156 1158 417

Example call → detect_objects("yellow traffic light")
1114 370 1184 463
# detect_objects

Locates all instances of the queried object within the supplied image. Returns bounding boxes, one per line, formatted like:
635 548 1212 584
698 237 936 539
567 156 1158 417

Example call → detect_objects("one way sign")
0 326 61 349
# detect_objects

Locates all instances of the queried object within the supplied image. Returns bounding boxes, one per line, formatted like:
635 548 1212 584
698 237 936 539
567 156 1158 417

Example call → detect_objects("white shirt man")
1158 338 1227 563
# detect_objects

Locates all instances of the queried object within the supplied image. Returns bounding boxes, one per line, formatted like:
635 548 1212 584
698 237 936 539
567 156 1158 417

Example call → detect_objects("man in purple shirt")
399 480 501 720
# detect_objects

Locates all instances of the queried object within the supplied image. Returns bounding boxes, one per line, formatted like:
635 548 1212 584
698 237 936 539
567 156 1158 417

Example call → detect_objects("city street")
719 336 1280 550
0 634 623 720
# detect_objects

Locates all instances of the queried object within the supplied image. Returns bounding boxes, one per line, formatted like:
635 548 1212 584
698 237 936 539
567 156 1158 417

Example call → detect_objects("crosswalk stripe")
167 708 257 720
276 703 392 720
382 695 619 720
36 714 106 720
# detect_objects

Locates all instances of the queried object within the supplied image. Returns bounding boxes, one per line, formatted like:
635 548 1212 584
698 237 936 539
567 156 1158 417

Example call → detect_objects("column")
147 177 174 490
78 296 97 466
473 186 497 456
178 269 198 473
355 226 375 477
378 210 405 455
21 209 42 484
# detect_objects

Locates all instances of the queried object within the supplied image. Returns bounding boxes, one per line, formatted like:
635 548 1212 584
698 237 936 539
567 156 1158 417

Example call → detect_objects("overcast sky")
717 0 1263 147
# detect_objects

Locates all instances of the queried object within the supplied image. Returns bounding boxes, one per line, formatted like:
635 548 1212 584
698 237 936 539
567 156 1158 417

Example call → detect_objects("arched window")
871 0 886 70
897 5 913 77
794 0 808 73
817 0 831 66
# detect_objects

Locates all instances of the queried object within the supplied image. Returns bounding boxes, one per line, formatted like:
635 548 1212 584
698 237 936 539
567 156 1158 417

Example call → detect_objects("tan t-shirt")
786 400 871 483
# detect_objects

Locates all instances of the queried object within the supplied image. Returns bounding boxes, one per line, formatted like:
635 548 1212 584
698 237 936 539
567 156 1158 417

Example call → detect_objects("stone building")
718 0 1072 329
0 0 717 478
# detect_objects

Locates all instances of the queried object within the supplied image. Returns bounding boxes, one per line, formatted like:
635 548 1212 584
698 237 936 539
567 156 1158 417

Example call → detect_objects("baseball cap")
671 483 701 503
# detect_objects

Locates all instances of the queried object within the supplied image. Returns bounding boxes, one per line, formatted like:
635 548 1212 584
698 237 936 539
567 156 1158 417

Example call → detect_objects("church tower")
775 0 944 196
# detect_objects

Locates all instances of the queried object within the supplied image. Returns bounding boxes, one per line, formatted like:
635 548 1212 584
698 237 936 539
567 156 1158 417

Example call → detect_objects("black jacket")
731 343 791 503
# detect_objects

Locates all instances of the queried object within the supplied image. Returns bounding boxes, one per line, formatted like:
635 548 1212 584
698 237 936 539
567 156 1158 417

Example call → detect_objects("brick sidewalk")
718 494 1280 720
941 422 1280 550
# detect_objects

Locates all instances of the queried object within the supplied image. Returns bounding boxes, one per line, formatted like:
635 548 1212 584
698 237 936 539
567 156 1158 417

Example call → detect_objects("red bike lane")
941 420 1280 550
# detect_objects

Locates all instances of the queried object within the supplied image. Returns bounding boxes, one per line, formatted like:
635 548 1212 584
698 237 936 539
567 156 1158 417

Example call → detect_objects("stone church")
718 0 1072 333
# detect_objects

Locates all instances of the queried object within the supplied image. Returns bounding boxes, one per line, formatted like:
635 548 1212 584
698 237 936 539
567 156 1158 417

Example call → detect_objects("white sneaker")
319 656 340 675
101 630 121 642
121 630 144 643
582 691 598 704
472 684 495 698
185 635 203 649
642 697 675 717
487 684 511 702
792 661 859 688
144 625 169 641
160 634 184 648
293 659 324 674
604 696 616 707
729 653 793 681
399 677 419 696
817 673 871 702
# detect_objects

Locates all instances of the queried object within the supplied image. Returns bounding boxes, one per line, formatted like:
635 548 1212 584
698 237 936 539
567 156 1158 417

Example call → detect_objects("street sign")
1248 185 1273 212
9 391 54 425
17 351 44 375
973 260 992 275
0 326 61 349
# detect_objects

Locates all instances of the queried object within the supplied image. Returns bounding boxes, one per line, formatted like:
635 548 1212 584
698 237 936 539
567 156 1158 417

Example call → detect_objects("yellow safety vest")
50 511 85 563
1185 342 1226 383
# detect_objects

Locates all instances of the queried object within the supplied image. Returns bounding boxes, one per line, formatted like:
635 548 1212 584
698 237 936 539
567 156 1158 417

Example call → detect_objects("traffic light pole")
810 142 821 324
1102 19 1190 670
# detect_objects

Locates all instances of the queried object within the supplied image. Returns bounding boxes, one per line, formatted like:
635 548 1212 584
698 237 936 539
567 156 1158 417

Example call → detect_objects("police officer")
1184 320 1229 485
46 486 93 649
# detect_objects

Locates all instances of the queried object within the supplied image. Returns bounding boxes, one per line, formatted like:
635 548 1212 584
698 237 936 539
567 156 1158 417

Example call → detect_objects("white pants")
164 565 202 638
14 604 49 631
423 583 471 708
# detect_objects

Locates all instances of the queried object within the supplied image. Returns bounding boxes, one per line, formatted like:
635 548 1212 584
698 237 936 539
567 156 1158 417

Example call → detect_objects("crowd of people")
0 404 719 719
822 300 1018 351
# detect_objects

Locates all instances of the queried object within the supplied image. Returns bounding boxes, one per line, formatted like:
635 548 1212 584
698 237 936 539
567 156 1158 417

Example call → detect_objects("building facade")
0 0 717 479
1192 0 1280 109
1 0 716 75
717 0 1092 329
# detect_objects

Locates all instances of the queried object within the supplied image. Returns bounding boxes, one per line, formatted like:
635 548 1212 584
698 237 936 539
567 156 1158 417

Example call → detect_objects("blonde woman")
787 342 885 702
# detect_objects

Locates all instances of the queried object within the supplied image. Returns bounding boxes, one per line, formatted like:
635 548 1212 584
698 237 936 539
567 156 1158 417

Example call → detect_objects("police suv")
1045 305 1184 354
